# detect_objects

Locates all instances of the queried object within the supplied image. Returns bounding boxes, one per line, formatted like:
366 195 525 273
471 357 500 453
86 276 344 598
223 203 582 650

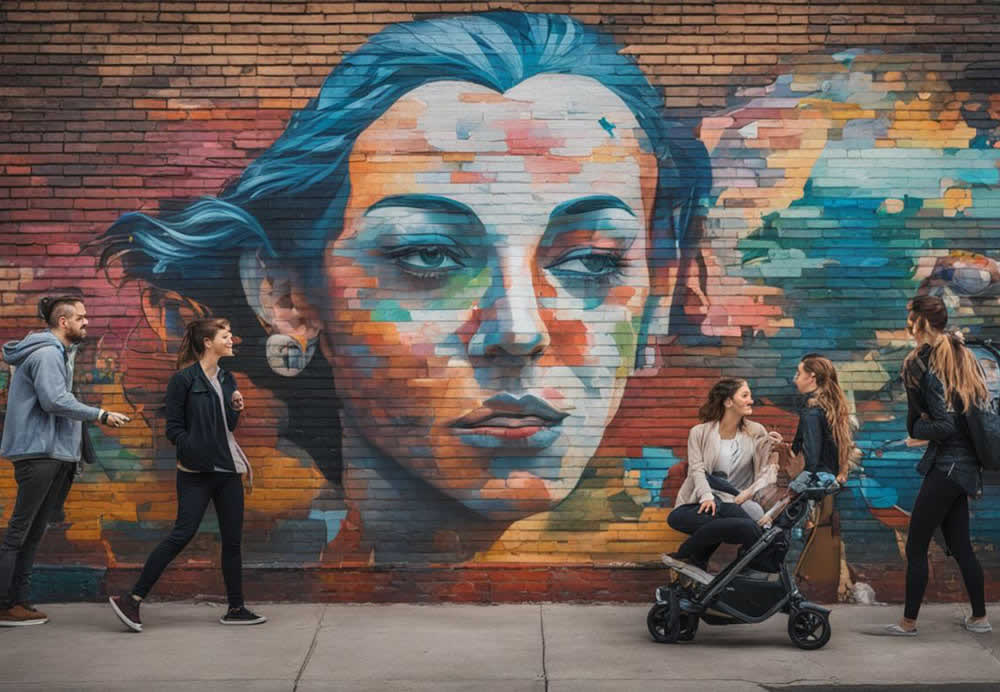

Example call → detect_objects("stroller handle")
756 475 841 527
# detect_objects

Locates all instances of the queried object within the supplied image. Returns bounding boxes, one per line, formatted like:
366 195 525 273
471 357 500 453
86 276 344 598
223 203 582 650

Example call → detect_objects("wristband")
100 410 109 424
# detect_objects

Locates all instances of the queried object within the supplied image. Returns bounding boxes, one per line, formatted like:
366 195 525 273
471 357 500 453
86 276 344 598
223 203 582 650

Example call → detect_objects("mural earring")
265 334 317 377
639 345 658 369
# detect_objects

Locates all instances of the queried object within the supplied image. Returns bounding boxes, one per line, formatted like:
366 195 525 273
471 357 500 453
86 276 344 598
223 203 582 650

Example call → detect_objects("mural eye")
389 246 465 275
548 251 626 278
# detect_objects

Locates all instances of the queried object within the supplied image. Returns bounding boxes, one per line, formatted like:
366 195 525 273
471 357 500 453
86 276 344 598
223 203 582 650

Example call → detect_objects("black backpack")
963 338 1000 472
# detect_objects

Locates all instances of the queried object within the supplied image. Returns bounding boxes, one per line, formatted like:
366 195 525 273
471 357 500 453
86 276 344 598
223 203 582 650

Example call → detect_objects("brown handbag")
755 442 805 511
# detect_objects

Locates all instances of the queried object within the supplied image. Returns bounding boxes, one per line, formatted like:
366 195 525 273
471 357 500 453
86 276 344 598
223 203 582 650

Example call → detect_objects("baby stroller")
647 471 841 650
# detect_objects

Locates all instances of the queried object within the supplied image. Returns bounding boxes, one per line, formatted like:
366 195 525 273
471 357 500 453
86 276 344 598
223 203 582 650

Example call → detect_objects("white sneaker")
964 615 992 633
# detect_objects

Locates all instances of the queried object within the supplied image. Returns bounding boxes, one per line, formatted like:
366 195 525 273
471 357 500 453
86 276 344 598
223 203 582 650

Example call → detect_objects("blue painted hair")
101 10 710 298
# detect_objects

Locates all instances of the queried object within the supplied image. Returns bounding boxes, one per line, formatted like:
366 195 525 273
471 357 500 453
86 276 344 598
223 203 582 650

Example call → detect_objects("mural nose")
471 291 551 360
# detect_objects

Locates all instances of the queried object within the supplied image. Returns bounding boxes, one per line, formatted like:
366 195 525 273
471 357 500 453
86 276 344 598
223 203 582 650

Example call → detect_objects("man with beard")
0 296 129 626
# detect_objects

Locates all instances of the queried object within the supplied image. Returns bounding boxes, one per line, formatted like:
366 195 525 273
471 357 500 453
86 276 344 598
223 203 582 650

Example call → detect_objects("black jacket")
903 344 980 496
792 399 839 476
164 362 240 472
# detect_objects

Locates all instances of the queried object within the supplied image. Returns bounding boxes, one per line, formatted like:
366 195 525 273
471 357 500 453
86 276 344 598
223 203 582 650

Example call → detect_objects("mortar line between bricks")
293 603 327 691
539 604 549 692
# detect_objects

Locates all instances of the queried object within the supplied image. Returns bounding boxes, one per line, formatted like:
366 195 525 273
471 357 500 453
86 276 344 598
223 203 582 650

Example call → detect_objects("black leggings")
904 466 985 620
133 470 245 608
667 501 762 566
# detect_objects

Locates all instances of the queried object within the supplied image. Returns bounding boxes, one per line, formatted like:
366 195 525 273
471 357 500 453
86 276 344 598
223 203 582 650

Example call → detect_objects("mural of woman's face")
322 75 659 519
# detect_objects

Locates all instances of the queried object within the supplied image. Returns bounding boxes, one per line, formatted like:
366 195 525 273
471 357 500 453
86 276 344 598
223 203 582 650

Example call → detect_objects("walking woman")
886 295 990 635
664 378 781 571
109 318 266 631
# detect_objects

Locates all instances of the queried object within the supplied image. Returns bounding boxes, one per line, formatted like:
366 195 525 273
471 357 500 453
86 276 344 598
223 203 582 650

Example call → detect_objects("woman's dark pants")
132 470 245 608
668 501 762 567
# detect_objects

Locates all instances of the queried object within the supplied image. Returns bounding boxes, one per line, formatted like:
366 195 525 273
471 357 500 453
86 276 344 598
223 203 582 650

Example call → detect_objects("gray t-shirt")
207 374 249 475
717 435 754 491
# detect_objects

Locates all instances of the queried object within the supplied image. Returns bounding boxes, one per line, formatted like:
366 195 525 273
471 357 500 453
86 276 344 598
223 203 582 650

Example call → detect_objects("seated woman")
665 378 781 571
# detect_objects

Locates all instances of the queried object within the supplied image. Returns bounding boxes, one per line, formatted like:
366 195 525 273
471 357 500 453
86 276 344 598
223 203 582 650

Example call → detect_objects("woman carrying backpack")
887 295 990 635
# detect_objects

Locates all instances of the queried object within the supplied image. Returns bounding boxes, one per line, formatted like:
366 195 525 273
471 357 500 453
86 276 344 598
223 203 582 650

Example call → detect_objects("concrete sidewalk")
0 602 997 691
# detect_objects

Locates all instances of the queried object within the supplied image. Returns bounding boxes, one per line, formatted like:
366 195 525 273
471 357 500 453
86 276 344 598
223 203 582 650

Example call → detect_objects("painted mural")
2 10 999 602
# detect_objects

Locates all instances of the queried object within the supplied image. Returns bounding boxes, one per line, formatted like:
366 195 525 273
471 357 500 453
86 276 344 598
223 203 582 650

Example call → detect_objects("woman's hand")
835 472 848 485
231 390 245 411
697 498 717 515
767 430 784 444
733 490 750 505
904 437 929 447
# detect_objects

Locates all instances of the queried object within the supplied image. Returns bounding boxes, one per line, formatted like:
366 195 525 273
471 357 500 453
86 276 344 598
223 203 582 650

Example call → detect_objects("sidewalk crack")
293 604 327 691
539 604 549 692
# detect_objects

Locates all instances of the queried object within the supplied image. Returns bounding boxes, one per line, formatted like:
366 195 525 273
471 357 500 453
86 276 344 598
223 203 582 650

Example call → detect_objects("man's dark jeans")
667 501 762 567
0 459 74 607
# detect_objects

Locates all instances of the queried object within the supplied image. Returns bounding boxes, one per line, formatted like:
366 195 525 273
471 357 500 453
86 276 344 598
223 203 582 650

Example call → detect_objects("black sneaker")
108 593 142 632
220 606 267 625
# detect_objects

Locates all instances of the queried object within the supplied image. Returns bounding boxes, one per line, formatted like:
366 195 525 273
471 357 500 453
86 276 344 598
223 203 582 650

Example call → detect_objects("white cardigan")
674 419 778 507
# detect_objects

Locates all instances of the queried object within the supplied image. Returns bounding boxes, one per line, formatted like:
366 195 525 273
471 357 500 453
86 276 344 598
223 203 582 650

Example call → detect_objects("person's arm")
30 348 101 421
687 425 714 506
911 370 958 441
798 409 824 473
902 357 924 439
164 372 190 451
735 429 778 503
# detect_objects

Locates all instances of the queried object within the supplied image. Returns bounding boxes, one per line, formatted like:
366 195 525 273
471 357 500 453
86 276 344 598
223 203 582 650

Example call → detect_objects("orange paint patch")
450 171 496 183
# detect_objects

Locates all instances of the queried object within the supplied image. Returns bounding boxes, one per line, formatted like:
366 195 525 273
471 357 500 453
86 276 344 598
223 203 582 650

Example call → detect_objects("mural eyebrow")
364 194 478 218
548 195 636 221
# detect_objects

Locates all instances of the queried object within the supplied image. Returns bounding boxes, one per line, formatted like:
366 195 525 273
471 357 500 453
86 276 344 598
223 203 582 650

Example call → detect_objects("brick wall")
2 1 999 604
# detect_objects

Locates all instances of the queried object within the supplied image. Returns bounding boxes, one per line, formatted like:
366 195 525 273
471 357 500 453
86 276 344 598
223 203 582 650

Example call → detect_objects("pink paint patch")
502 119 564 156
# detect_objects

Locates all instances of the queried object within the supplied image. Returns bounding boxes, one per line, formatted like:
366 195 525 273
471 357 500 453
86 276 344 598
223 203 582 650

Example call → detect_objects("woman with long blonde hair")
886 295 989 635
792 354 854 484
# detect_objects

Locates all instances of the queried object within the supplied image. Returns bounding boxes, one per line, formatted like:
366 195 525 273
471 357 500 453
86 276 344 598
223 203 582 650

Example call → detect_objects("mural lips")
451 392 569 447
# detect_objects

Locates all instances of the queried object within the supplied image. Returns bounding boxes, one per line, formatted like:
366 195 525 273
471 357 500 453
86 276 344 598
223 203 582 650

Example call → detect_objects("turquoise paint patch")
855 476 899 509
624 446 682 506
309 509 348 543
371 302 412 322
32 566 106 602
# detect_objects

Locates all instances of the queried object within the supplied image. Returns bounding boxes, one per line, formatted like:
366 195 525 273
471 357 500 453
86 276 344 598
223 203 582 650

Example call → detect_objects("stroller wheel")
647 602 679 643
787 608 831 650
647 592 698 644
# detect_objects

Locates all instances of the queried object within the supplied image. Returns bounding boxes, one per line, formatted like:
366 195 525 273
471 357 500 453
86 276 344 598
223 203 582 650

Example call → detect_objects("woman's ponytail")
908 295 986 412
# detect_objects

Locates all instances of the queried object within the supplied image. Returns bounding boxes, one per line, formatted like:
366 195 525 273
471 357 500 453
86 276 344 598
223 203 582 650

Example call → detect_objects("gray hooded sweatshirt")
1 331 101 463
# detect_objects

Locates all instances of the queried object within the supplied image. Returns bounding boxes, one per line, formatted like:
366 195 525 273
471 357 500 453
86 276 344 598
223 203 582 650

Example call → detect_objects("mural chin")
335 381 611 521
